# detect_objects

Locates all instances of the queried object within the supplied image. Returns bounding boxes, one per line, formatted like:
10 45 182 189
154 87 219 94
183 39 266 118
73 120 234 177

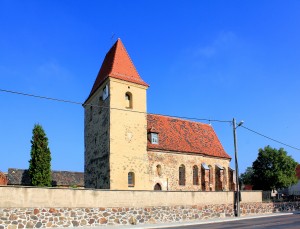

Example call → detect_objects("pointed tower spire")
87 38 149 100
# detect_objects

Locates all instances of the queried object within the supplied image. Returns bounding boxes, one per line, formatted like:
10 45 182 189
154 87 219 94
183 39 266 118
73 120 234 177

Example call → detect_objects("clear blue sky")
1 1 300 174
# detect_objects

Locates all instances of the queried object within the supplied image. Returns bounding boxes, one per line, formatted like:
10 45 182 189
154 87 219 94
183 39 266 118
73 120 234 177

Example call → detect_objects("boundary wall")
1 186 298 228
0 186 261 208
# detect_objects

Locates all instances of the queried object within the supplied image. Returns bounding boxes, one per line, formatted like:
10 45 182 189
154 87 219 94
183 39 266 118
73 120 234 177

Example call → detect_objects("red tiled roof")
86 38 149 101
147 114 231 159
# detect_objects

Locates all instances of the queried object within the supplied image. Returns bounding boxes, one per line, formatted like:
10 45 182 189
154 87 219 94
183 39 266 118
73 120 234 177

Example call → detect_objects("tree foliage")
252 145 298 191
28 124 52 187
240 166 254 185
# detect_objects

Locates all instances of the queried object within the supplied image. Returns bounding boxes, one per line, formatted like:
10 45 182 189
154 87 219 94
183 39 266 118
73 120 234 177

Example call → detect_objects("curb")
74 212 294 229
143 212 294 228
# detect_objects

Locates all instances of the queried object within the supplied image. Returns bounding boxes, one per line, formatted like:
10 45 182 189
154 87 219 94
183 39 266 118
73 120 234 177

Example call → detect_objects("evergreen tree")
28 124 52 187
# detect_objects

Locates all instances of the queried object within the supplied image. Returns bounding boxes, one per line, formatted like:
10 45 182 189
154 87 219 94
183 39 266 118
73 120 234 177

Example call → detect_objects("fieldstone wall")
1 202 299 229
84 80 110 189
147 150 232 191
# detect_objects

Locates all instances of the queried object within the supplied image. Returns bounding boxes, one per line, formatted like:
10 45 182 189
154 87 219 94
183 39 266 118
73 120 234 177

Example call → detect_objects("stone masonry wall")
84 80 110 189
108 78 150 190
148 150 232 191
1 202 299 228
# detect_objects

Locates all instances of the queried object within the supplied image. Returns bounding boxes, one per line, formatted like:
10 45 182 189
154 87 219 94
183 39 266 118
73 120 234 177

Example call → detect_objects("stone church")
84 39 234 191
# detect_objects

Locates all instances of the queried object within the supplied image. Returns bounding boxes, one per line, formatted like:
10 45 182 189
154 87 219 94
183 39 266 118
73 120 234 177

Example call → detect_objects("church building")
84 39 234 191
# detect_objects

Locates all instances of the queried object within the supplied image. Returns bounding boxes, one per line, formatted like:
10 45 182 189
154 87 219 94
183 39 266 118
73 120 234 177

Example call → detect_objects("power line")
0 88 83 105
0 88 230 123
241 125 300 151
1 88 299 150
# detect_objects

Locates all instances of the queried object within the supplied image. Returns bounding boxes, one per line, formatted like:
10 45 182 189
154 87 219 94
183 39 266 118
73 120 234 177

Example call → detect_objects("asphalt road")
161 213 300 229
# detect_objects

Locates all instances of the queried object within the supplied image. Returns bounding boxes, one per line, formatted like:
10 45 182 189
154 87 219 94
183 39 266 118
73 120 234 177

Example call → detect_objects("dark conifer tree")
28 124 52 186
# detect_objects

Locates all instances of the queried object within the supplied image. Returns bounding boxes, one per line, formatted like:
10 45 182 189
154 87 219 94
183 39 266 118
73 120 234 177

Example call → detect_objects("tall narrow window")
156 164 162 176
102 85 109 100
223 168 227 191
128 172 135 187
89 106 93 121
193 165 199 185
208 165 213 190
201 166 206 190
179 165 185 186
125 92 132 108
215 167 221 191
228 169 234 191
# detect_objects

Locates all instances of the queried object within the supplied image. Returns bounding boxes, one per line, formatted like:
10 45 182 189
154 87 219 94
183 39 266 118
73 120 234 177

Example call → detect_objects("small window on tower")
151 133 158 144
128 172 135 187
125 92 132 108
102 85 109 101
89 106 93 121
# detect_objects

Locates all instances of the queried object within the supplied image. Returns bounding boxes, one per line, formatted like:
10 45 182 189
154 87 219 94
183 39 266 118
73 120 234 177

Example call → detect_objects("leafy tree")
252 145 298 191
240 166 254 185
28 124 52 187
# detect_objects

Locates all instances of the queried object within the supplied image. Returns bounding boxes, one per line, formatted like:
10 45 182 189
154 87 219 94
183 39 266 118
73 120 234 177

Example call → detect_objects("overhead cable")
241 125 300 151
1 88 299 150
0 88 230 123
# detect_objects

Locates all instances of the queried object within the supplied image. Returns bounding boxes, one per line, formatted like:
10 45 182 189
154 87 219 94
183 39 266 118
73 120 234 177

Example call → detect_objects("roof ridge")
148 113 211 127
119 39 142 79
110 38 119 75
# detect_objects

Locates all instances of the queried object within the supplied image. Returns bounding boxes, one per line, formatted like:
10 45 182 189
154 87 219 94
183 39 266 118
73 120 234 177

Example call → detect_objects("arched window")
156 164 162 176
154 183 162 190
208 165 213 191
193 165 199 185
102 85 109 100
125 92 132 108
179 165 185 186
128 172 135 187
228 168 234 191
223 168 227 191
201 166 206 190
215 166 221 191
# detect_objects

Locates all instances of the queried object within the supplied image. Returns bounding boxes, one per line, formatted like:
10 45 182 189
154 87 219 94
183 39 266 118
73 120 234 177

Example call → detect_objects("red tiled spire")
87 38 149 100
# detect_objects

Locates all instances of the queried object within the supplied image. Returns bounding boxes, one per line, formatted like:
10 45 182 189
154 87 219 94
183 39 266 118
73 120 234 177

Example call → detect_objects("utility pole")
233 118 243 217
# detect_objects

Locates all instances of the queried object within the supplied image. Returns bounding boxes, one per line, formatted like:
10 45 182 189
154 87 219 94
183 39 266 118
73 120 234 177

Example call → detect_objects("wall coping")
0 185 263 192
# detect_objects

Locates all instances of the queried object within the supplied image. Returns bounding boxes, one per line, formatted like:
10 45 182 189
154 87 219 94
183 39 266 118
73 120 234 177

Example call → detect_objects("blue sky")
1 1 300 175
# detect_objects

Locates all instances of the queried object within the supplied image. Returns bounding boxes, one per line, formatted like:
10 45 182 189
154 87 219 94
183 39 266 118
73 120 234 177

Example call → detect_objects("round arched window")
125 92 132 108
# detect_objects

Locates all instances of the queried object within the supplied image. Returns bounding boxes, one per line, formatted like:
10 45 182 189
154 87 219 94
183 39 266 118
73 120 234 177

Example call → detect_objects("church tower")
84 39 151 189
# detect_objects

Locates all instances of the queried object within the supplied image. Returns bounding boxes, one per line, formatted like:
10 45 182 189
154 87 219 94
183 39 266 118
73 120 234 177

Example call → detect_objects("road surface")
160 213 300 229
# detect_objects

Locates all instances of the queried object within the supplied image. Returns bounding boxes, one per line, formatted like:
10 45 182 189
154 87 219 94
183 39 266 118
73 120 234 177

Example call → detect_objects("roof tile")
147 114 231 159
87 38 148 101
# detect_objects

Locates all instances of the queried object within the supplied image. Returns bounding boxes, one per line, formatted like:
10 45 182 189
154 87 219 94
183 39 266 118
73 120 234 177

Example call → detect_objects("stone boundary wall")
1 202 300 228
0 186 261 208
0 186 265 228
